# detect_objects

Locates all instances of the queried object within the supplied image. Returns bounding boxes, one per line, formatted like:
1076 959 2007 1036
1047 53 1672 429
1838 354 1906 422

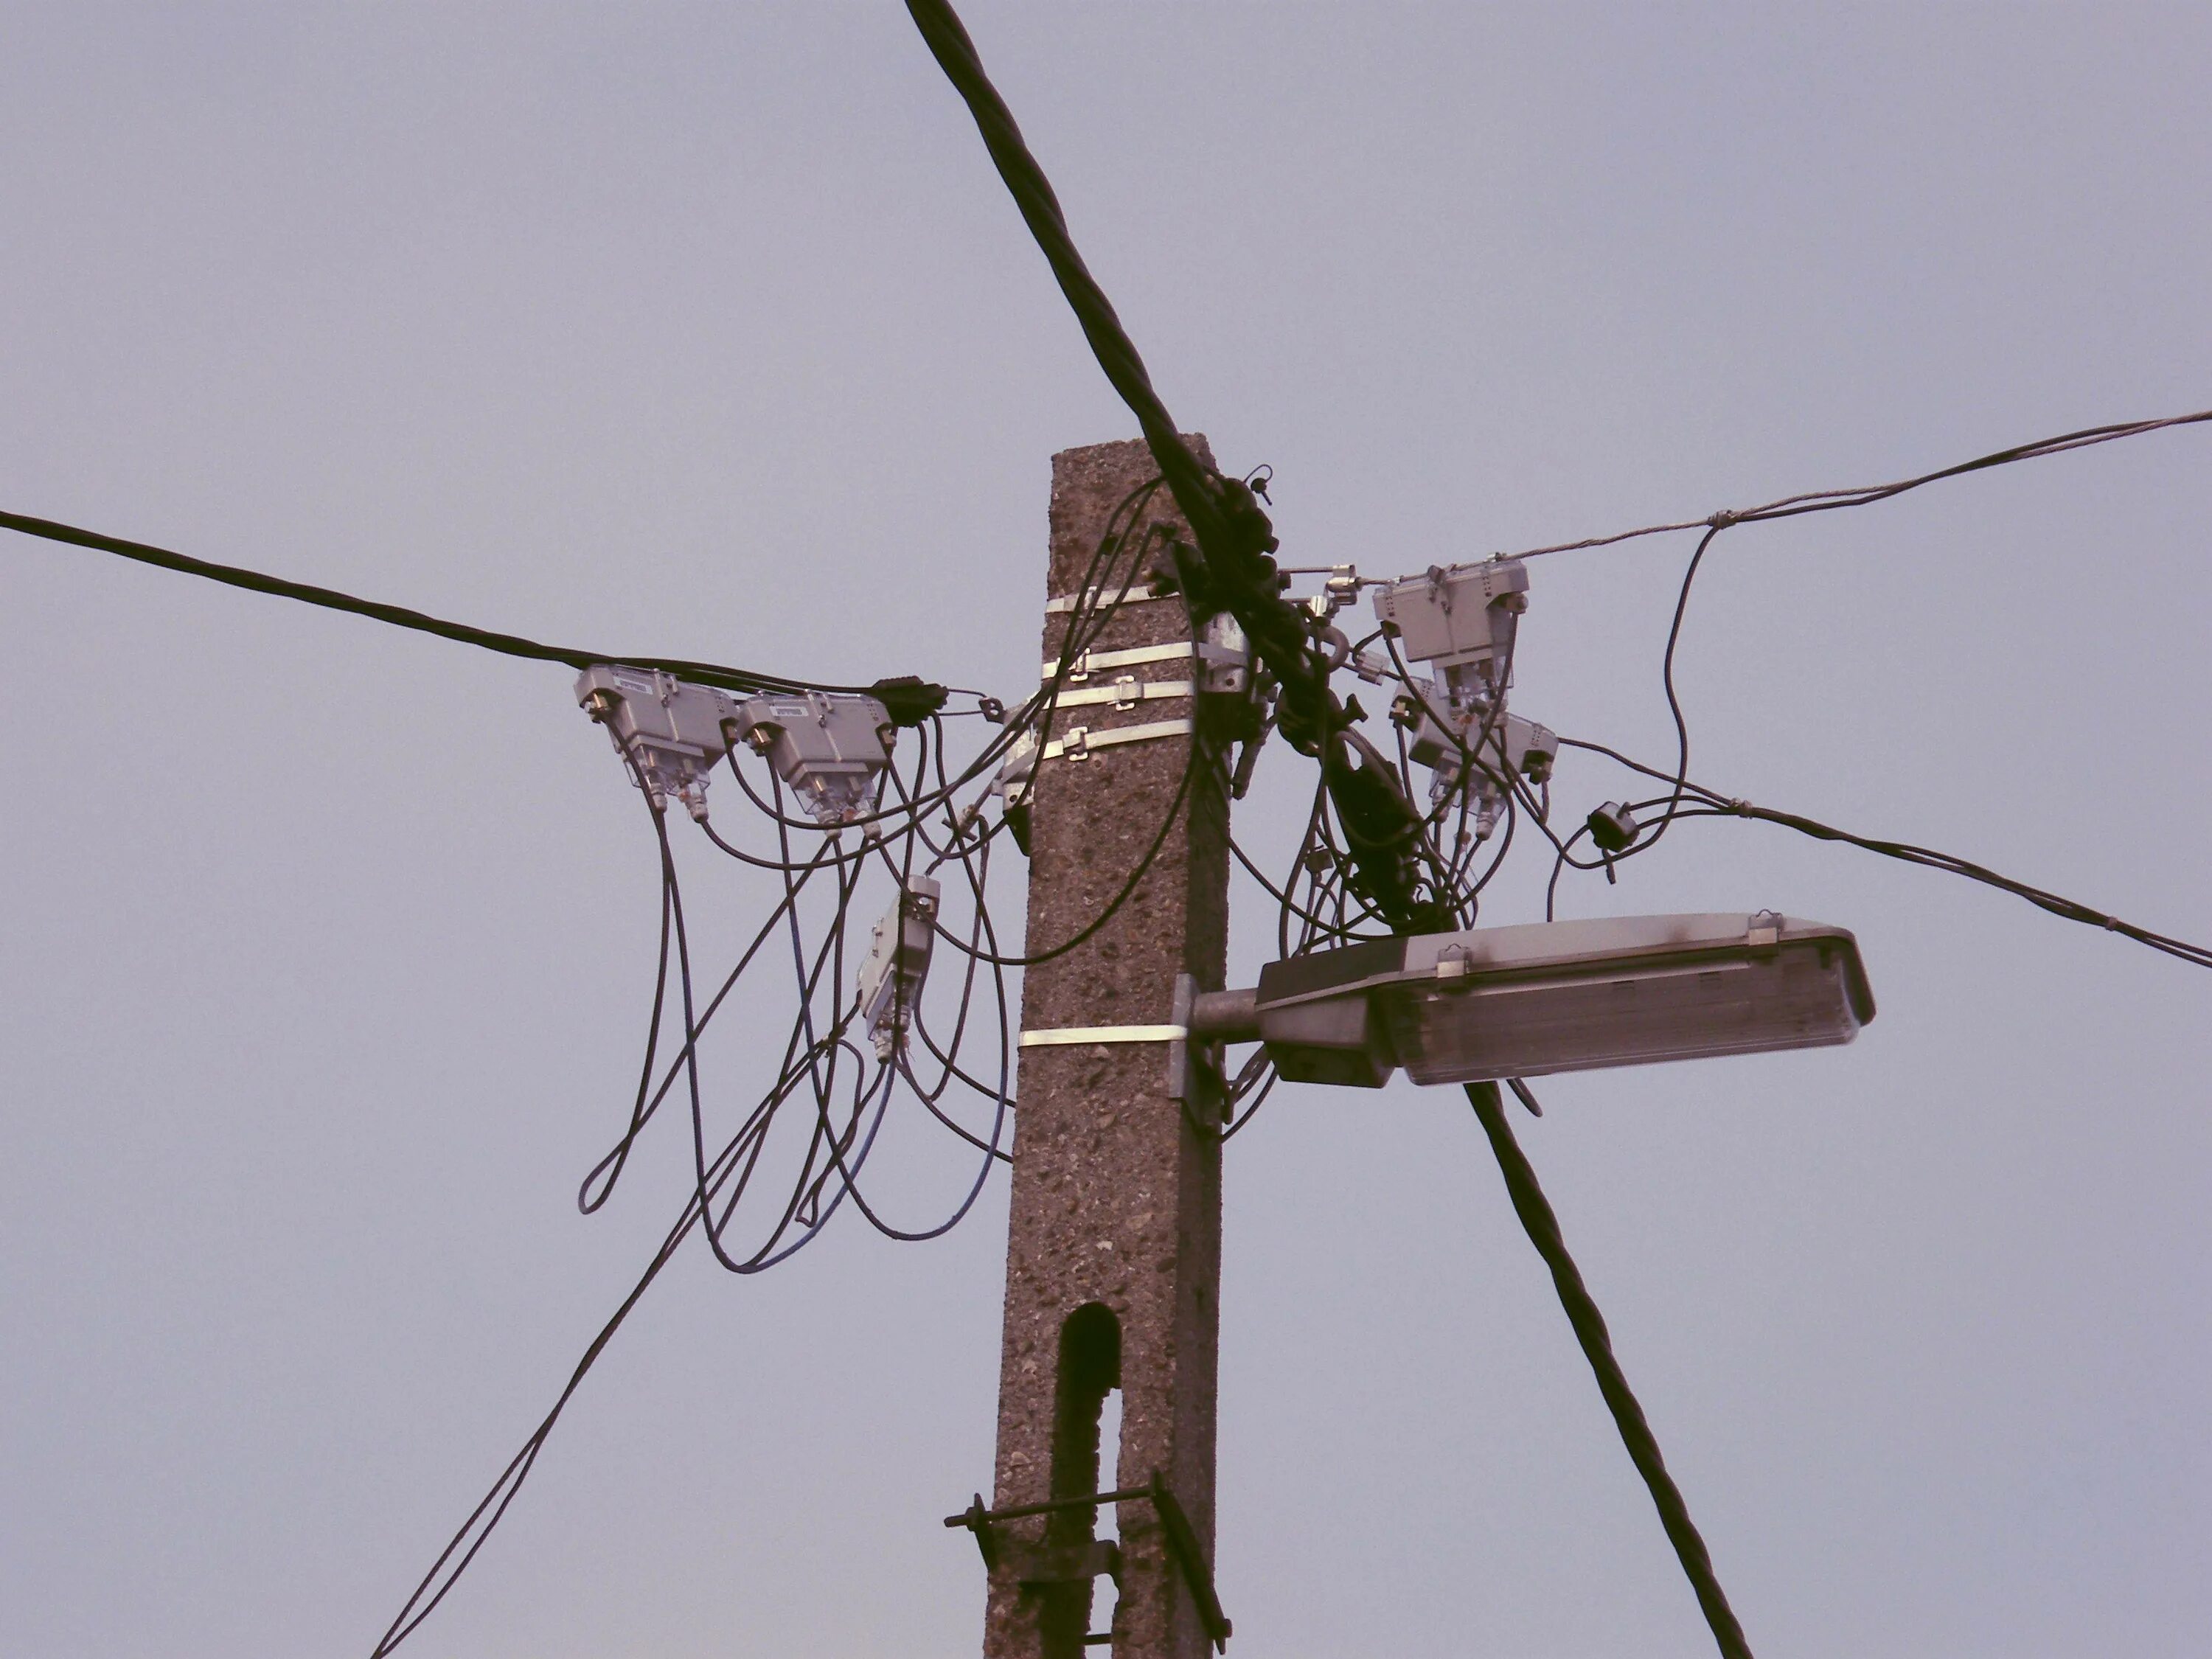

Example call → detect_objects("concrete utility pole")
970 438 1234 1659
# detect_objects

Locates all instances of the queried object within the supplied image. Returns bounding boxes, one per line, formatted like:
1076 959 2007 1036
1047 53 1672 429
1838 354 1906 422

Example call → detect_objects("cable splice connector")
856 876 940 1060
577 664 737 821
729 691 897 826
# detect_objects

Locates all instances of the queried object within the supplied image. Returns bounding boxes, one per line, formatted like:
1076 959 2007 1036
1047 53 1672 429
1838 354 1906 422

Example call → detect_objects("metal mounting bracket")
1167 973 1227 1121
944 1472 1233 1652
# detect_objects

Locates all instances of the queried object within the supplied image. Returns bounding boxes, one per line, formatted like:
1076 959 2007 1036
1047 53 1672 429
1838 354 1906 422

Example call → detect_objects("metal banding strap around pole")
1019 1023 1190 1048
1043 586 1179 616
1043 678 1195 711
1040 641 1248 678
1037 717 1195 762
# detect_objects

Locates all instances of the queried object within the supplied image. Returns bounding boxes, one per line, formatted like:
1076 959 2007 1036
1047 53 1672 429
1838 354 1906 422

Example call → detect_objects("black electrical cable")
706 477 1172 860
901 1 1219 530
906 0 1454 935
370 1020 867 1656
737 784 865 1263
1226 829 1362 942
1546 734 2212 967
0 504 942 707
590 734 1019 1276
579 802 676 1213
925 730 1213 968
930 828 1022 1131
1221 1066 1292 1141
1464 1079 1754 1659
1711 800 2212 969
1644 523 1724 855
366 1190 693 1658
1278 767 1334 957
780 800 1016 1243
832 1049 1012 1242
576 846 833 1206
1500 404 2212 563
577 777 855 1214
654 790 738 1271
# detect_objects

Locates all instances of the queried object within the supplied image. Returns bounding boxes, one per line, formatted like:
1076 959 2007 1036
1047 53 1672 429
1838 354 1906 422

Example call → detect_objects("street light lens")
1243 913 1874 1087
1382 935 1867 1084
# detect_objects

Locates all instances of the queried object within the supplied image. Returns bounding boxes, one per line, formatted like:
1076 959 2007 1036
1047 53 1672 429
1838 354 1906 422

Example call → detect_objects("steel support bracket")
951 1493 1001 1571
943 1472 1231 1652
1009 1537 1122 1590
1148 1472 1234 1652
1167 973 1227 1123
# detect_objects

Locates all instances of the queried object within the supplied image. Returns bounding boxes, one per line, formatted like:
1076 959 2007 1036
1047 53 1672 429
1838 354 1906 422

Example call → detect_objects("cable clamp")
1037 718 1195 764
1706 509 1744 529
1019 1023 1189 1048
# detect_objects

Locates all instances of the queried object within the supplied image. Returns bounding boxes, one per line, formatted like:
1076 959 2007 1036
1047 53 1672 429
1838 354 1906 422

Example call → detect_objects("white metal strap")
1045 678 1195 712
1019 1023 1190 1048
1041 641 1246 680
1043 586 1178 616
1037 718 1195 762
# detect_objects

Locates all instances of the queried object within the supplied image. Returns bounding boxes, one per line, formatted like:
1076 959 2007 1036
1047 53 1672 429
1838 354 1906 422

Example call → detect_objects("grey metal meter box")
730 692 895 826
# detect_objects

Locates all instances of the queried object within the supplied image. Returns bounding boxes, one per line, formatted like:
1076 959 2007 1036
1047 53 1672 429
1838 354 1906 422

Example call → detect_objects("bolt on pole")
978 438 1234 1659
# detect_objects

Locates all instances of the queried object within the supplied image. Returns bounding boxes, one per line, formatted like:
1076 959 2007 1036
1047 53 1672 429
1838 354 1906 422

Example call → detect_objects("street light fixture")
1190 912 1874 1088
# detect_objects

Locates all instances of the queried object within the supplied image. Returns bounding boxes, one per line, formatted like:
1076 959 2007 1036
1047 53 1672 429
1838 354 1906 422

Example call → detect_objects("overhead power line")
1551 737 2212 970
1469 1079 1753 1659
0 504 947 717
900 0 1216 529
905 0 1453 934
1499 405 2212 562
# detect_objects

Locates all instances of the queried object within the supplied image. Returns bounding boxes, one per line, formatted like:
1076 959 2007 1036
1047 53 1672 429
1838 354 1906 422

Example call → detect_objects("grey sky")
3 4 2207 1656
